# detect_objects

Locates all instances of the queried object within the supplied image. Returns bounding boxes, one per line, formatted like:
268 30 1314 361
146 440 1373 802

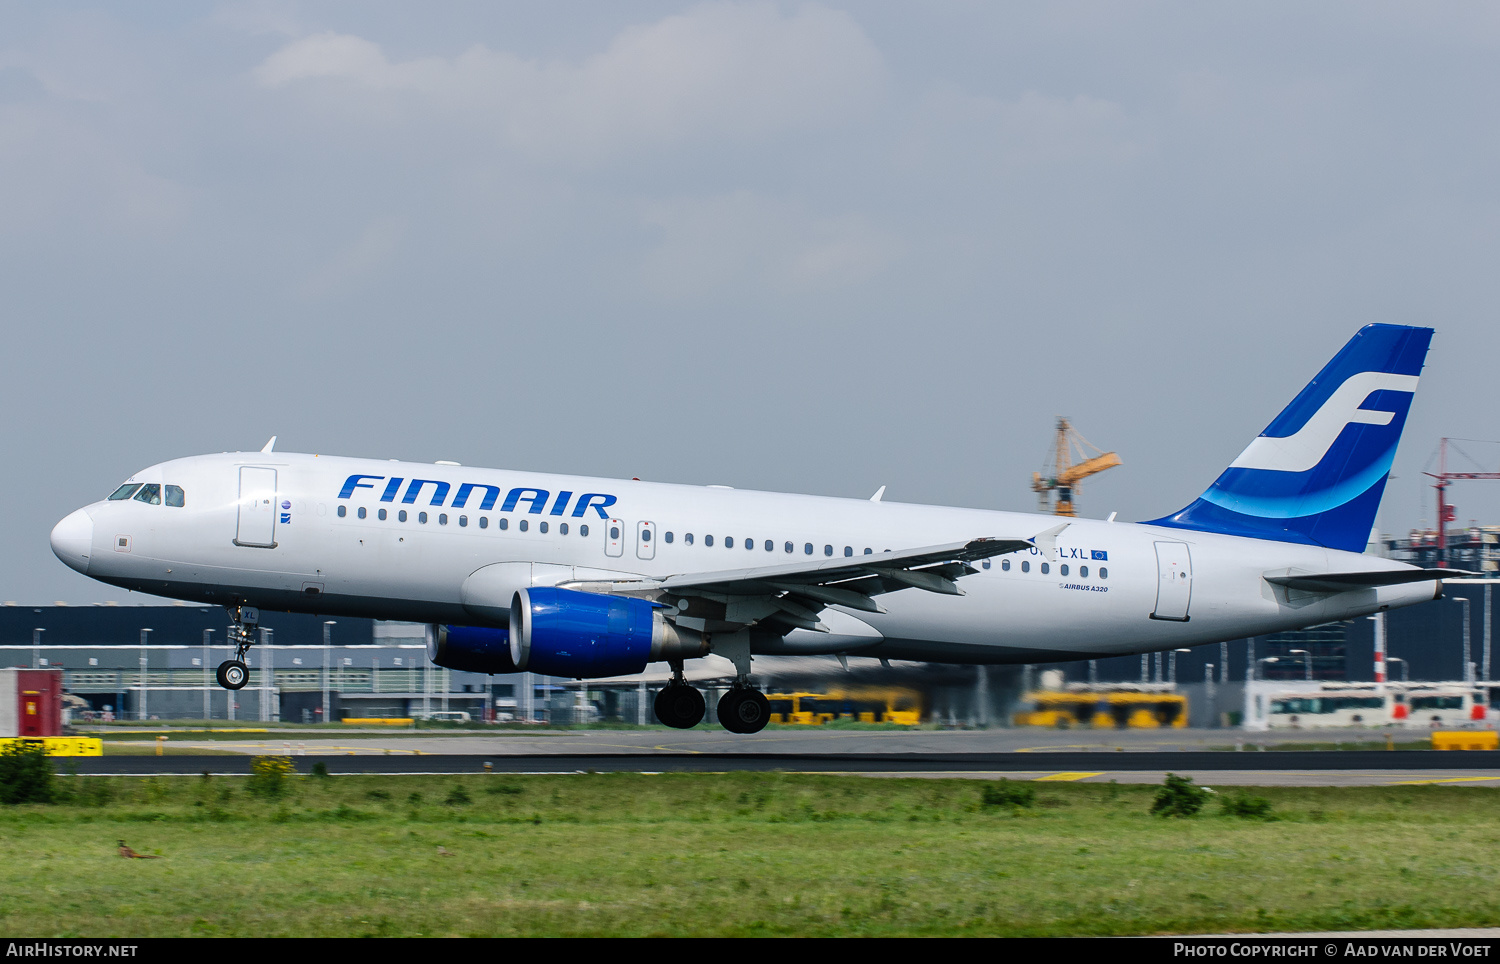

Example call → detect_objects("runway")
72 748 1500 786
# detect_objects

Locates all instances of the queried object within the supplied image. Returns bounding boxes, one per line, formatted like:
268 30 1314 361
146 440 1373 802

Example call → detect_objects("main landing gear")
717 685 770 734
653 662 770 734
215 604 258 691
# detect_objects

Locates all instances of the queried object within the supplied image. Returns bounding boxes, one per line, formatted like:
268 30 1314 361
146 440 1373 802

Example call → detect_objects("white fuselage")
51 451 1441 665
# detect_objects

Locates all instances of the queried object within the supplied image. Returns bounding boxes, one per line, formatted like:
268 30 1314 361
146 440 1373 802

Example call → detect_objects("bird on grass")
118 840 161 859
436 846 455 858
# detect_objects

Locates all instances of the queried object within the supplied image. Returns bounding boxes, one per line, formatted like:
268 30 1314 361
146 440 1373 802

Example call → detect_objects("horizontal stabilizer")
1264 568 1466 593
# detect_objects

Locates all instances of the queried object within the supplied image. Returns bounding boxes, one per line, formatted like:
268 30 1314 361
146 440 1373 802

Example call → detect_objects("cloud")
297 217 404 299
251 2 885 163
638 191 902 300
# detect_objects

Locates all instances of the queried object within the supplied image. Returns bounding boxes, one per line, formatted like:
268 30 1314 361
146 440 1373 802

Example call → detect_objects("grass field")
1 770 1497 937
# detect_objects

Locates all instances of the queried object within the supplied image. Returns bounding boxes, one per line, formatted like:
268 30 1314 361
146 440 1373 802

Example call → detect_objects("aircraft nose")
51 508 94 575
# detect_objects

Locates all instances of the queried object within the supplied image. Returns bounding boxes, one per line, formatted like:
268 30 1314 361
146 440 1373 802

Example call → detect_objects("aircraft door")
637 521 656 560
605 519 624 558
1151 541 1192 621
234 466 278 548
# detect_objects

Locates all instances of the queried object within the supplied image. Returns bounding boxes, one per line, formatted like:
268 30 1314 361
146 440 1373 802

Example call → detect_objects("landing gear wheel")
216 660 248 691
717 688 770 734
654 684 705 729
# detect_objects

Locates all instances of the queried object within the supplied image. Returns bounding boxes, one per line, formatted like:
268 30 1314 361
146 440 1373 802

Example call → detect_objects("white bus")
1266 682 1489 729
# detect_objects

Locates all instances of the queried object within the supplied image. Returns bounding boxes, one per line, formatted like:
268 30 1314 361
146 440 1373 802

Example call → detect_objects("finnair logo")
1229 371 1419 474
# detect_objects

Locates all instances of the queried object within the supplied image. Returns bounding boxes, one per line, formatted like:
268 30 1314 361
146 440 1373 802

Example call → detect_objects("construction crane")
1424 437 1500 567
1031 417 1121 518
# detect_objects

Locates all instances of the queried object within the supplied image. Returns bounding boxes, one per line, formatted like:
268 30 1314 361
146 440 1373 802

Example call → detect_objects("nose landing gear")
215 605 258 691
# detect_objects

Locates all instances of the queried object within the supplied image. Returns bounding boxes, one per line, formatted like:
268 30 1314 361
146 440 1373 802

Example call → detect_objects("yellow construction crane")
1031 417 1121 517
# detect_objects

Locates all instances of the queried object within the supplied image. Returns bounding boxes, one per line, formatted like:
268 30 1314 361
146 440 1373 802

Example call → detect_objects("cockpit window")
132 483 161 505
165 485 185 507
108 484 142 501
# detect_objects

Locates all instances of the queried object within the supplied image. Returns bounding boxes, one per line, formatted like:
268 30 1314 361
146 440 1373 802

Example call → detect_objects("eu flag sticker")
1091 550 1108 560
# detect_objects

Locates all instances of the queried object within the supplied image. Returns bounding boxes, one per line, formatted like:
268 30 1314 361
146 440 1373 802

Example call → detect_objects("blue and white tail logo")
1148 324 1432 552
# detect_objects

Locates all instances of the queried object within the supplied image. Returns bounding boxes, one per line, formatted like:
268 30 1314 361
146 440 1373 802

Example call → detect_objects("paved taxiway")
83 726 1500 785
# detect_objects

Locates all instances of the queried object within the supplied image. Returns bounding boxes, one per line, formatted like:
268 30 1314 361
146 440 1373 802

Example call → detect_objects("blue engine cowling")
509 586 658 679
428 624 518 675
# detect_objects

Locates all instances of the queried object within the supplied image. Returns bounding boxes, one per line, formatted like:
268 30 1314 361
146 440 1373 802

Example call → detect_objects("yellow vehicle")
1013 687 1187 729
764 688 921 726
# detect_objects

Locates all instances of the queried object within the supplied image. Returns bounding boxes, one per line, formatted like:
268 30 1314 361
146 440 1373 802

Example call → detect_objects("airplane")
49 324 1452 733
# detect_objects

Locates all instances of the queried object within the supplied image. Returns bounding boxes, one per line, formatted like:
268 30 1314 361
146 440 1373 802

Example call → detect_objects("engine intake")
510 587 705 678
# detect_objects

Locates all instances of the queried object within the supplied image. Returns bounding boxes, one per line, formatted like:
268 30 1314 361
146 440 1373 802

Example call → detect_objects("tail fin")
1146 324 1432 552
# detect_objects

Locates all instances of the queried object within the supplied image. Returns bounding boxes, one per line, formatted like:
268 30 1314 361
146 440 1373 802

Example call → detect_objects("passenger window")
705 535 714 547
108 484 142 501
133 483 161 505
982 559 990 569
1099 567 1108 579
864 548 872 555
378 508 387 521
1060 564 1068 576
1001 558 1010 571
805 543 813 555
1021 560 1030 573
459 515 467 527
438 513 447 525
520 520 529 532
560 523 569 535
358 507 367 520
664 531 673 543
337 505 347 518
746 538 754 551
1080 565 1088 578
765 540 773 551
685 533 694 545
419 512 428 524
824 545 833 556
540 521 549 534
844 546 853 557
165 485 185 507
499 518 508 530
640 528 649 541
725 537 734 549
580 524 589 538
399 510 408 522
479 517 488 529
1040 562 1049 574
785 542 793 553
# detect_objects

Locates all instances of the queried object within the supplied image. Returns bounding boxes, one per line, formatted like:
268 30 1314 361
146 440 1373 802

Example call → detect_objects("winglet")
1028 522 1070 560
870 486 886 503
260 436 277 453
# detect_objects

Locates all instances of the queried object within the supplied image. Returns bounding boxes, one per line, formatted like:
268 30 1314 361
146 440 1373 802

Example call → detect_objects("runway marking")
1034 772 1104 782
1389 775 1500 785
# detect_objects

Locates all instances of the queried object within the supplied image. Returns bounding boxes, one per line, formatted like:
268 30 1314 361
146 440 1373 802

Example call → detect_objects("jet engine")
428 624 518 675
509 586 705 678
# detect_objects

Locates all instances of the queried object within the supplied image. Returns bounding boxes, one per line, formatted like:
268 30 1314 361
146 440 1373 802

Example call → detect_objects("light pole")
202 629 214 720
1170 648 1190 684
322 621 335 726
1290 649 1312 682
1387 657 1409 682
1256 656 1279 681
1455 596 1472 684
138 628 152 721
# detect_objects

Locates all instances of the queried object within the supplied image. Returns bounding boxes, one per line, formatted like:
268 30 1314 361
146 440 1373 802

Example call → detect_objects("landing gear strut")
654 662 705 728
215 605 258 691
716 685 770 734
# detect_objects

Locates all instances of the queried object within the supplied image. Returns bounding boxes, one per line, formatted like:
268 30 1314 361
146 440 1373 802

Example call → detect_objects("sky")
4 1 1500 604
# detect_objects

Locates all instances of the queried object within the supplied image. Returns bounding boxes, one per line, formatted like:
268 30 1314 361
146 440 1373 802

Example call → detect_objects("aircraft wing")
564 527 1061 634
